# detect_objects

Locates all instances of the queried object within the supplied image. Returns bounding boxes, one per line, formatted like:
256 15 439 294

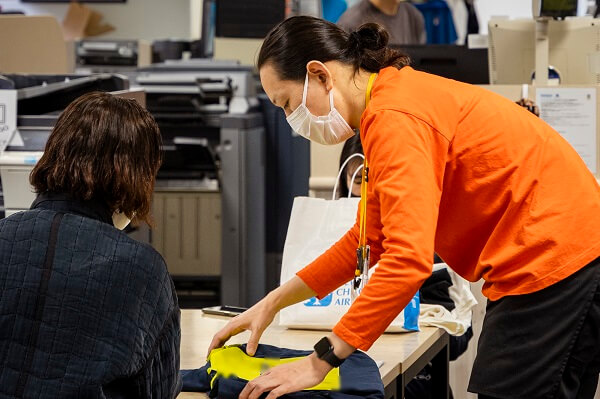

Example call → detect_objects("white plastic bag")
278 194 420 332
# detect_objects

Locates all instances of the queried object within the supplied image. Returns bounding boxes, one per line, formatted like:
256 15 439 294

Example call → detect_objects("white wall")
474 0 589 34
474 0 532 34
190 0 202 40
0 0 193 41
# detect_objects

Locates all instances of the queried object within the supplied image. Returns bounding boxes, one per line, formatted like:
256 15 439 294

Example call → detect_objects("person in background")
337 0 426 45
0 92 182 398
338 135 365 198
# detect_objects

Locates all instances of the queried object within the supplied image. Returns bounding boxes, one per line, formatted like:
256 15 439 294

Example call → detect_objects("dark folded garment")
181 343 384 399
420 268 455 311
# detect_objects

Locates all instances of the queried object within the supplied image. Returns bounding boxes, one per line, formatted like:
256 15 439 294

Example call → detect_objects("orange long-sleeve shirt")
297 66 600 351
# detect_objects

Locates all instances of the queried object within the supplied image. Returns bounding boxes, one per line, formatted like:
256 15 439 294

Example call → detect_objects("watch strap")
314 337 345 367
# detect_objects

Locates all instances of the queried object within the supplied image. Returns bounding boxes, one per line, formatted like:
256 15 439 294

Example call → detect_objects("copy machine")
131 59 266 307
75 39 153 73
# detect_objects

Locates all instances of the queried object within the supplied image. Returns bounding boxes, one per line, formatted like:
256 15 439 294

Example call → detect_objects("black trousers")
469 257 600 399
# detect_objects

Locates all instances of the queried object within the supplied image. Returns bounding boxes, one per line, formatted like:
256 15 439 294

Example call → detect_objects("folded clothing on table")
181 343 384 398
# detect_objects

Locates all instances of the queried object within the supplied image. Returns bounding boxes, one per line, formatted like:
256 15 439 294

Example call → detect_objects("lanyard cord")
358 158 368 249
365 72 377 109
356 73 377 276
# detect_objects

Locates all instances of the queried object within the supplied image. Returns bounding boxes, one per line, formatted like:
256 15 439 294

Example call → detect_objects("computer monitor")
533 0 579 19
215 0 286 39
395 45 489 84
488 17 600 85
188 0 216 59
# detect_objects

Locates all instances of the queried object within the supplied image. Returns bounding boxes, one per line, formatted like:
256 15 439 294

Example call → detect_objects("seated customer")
0 92 181 398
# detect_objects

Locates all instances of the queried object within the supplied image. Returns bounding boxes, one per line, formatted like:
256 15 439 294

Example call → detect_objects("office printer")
0 73 129 217
131 59 266 307
76 40 152 73
134 59 259 184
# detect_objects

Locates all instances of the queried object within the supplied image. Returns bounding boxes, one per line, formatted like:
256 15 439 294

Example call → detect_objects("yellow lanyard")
355 73 377 285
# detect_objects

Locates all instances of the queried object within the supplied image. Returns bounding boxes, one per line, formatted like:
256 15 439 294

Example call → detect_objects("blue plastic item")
322 0 348 23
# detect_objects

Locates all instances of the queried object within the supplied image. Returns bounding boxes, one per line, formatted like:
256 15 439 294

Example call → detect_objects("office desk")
178 309 449 399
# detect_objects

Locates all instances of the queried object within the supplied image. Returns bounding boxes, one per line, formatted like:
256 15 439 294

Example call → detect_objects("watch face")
314 337 332 356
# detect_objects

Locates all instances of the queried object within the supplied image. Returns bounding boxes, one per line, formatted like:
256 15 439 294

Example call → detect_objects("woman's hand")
207 276 318 357
239 353 332 399
207 297 277 357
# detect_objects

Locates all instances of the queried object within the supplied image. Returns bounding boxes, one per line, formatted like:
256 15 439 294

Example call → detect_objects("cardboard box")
62 2 114 41
0 15 72 74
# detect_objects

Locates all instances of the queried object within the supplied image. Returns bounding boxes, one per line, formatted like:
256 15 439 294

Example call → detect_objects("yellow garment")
207 346 341 391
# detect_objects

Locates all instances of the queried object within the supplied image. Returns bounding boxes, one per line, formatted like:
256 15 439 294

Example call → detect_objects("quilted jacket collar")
30 192 113 225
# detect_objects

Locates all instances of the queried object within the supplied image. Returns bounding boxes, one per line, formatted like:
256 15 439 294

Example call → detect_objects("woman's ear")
306 60 333 91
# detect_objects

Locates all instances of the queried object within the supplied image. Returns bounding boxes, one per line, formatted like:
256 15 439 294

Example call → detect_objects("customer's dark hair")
257 16 410 81
30 91 162 226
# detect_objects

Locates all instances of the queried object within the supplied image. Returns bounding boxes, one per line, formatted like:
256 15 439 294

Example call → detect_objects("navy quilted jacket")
0 193 182 398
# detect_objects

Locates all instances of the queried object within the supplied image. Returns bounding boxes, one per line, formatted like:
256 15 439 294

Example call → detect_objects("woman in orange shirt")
209 16 600 399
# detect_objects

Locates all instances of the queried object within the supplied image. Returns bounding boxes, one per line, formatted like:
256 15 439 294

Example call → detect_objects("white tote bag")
279 155 419 332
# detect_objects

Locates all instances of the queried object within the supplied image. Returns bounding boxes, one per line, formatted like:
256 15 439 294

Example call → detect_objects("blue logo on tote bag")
303 294 333 307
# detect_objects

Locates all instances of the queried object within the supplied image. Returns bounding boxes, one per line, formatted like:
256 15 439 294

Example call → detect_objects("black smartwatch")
313 337 345 367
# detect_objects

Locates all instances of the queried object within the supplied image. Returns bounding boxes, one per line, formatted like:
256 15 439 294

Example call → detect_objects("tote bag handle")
332 153 365 200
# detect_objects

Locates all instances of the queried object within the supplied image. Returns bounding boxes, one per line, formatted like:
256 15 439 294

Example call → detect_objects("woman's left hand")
239 353 332 399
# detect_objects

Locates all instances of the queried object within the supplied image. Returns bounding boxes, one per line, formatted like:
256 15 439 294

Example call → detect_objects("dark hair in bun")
257 16 410 82
347 23 410 72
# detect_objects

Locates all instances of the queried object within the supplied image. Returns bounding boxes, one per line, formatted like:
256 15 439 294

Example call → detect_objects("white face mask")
112 210 132 230
286 74 355 145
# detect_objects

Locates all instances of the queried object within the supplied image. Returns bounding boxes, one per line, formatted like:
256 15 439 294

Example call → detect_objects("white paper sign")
536 88 597 174
0 90 17 154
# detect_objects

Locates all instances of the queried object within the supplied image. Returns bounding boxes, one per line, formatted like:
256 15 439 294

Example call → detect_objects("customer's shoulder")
0 209 55 234
110 228 167 268
128 238 167 269
60 213 168 271
94 225 173 291
1 208 49 223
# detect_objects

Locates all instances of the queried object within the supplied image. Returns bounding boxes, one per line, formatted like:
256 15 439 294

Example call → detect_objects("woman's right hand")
206 276 317 358
207 296 278 357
